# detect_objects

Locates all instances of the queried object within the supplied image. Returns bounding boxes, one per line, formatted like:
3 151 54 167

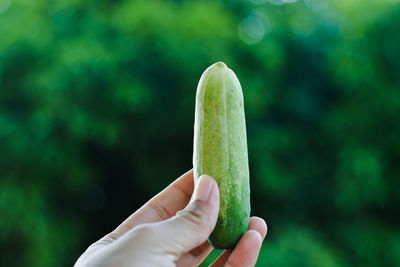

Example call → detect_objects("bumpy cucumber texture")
193 62 250 249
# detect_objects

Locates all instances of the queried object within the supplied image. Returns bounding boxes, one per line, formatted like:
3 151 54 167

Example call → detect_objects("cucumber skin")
193 62 250 249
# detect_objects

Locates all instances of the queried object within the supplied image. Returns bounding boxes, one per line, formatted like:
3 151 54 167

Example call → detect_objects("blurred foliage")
1 0 400 266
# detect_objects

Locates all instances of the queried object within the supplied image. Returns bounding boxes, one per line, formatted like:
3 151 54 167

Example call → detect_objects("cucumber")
193 62 250 249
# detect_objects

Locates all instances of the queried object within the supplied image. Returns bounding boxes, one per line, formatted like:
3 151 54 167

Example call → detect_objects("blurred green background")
1 0 400 266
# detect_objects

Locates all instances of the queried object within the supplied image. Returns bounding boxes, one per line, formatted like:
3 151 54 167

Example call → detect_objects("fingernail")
192 175 215 202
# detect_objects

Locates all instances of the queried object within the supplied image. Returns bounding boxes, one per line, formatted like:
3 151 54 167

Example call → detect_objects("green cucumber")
193 62 250 249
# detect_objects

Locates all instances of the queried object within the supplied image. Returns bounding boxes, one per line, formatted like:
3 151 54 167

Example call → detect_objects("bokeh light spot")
268 0 298 5
238 11 273 45
304 0 329 12
0 0 11 14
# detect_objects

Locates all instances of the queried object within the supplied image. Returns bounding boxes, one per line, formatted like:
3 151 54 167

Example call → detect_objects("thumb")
152 175 219 253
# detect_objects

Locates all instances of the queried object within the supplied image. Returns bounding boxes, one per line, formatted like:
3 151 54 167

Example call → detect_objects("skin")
75 170 267 267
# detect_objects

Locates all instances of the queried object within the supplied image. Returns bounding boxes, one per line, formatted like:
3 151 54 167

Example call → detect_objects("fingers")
154 175 220 253
211 231 262 267
210 217 267 267
248 217 268 240
107 170 195 240
224 230 263 267
176 215 265 266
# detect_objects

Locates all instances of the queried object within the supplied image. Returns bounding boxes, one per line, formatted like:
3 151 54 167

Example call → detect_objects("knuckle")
177 200 209 229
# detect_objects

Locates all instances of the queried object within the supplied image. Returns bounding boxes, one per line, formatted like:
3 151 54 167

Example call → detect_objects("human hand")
75 170 267 267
